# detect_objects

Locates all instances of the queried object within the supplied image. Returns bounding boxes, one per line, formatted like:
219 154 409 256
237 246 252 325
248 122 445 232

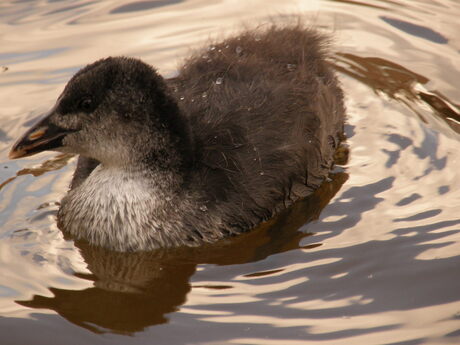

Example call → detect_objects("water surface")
1 0 460 344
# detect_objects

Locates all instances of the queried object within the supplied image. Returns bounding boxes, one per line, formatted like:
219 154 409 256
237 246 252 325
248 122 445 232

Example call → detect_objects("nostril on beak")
28 127 47 141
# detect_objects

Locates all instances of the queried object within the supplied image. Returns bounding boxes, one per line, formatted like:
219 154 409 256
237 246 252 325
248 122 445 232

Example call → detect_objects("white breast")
59 165 169 251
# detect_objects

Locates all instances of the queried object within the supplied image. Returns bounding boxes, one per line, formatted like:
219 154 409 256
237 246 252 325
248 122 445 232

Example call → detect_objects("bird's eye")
79 97 93 112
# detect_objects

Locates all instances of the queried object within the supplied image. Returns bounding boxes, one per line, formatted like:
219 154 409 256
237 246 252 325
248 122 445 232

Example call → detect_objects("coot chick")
9 25 345 251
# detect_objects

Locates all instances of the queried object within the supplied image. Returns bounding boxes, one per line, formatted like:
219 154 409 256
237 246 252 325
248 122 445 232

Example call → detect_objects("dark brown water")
1 1 460 344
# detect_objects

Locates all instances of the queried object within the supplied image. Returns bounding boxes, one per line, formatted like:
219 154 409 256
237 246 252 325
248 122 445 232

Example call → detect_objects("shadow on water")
15 170 349 334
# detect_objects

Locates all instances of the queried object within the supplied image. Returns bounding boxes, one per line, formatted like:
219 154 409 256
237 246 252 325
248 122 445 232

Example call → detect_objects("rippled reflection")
15 171 347 333
332 53 460 137
110 0 184 14
380 16 448 44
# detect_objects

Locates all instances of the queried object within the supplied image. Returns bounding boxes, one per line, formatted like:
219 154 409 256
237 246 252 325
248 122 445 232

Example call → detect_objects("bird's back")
170 25 345 230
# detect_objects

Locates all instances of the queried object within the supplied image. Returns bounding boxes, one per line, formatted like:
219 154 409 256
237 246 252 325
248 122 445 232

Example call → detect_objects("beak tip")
8 148 25 160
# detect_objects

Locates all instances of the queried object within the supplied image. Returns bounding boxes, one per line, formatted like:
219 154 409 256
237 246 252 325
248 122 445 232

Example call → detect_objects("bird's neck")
75 163 183 208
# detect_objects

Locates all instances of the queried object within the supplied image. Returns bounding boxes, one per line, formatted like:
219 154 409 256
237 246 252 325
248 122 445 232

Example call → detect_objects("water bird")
9 25 345 251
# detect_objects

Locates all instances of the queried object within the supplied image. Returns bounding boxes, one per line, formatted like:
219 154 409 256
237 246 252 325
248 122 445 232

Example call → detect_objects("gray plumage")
12 25 345 251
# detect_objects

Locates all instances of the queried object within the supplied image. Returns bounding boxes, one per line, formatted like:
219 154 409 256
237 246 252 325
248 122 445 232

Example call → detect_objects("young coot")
9 25 345 251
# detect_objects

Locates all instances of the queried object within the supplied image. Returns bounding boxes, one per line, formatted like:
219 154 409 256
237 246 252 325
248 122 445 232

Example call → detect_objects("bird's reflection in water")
16 169 348 334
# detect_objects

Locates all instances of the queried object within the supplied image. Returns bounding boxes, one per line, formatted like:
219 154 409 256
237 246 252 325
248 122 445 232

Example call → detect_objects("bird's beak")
9 108 73 159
